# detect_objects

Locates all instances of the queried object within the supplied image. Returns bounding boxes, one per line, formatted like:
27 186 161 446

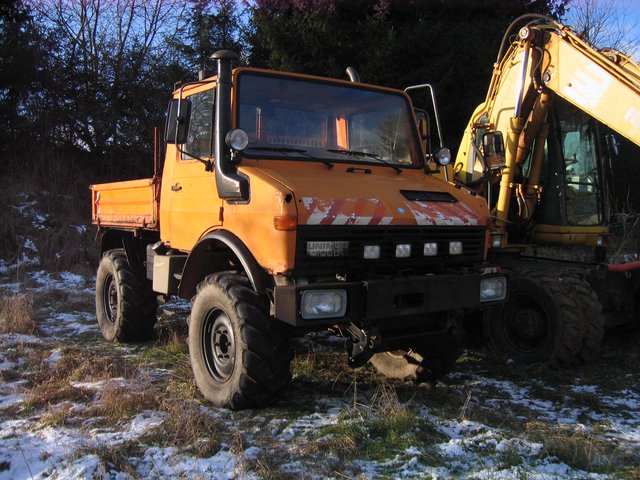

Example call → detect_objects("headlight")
395 243 412 258
363 245 381 259
480 277 507 302
301 290 347 319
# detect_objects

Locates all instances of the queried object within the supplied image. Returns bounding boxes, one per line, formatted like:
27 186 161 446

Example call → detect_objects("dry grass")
26 380 94 410
132 333 197 399
41 402 79 427
27 345 130 388
89 377 162 423
84 441 140 477
143 398 221 457
525 421 634 474
307 383 445 463
0 292 36 334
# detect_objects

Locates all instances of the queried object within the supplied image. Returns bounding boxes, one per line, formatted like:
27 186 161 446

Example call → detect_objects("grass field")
1 181 639 479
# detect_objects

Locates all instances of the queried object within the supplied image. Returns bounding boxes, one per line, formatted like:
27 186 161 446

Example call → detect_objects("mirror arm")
175 145 214 171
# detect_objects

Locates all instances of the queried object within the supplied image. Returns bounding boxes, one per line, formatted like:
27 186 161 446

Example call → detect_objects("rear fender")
98 229 154 276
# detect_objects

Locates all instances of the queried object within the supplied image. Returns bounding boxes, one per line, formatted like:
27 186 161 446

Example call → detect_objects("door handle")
171 184 182 191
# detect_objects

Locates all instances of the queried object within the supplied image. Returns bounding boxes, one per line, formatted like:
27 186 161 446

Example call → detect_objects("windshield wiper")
326 148 402 174
247 146 307 153
245 146 333 169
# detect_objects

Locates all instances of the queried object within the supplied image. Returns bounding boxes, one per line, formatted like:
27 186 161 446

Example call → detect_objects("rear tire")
95 249 158 342
188 272 292 409
485 270 583 366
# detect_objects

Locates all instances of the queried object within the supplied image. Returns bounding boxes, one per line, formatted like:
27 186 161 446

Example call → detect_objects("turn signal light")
274 215 297 231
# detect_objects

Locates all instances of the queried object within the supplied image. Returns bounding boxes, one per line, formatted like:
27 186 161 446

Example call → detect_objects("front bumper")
274 273 507 328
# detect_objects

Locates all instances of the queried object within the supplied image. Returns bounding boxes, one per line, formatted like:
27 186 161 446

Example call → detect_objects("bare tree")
28 0 189 155
564 0 640 58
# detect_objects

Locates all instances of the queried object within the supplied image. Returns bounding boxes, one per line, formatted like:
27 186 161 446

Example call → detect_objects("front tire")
188 273 292 409
95 249 158 342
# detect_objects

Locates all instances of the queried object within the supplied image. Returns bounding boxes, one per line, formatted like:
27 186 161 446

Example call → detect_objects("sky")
563 0 640 59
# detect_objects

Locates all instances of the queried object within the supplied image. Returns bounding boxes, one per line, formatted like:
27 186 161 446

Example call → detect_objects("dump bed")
90 177 160 230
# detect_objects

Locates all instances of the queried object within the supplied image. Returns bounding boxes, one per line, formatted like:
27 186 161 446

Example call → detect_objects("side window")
182 89 215 160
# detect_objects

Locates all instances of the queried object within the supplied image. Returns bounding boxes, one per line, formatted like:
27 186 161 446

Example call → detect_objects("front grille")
295 225 486 275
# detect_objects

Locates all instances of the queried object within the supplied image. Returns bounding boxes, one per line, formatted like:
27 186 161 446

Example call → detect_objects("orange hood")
243 161 487 227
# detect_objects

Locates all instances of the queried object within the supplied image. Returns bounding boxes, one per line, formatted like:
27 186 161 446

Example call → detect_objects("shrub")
0 292 36 334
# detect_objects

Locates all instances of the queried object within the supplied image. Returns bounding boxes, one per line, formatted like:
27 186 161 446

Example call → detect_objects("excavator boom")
544 26 640 144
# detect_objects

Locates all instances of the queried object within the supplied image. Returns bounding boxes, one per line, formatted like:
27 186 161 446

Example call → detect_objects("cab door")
164 88 223 251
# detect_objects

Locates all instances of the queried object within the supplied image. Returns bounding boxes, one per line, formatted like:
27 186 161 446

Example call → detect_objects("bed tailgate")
90 177 160 229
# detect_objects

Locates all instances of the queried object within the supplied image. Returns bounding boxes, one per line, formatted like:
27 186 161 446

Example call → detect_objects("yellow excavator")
453 14 640 366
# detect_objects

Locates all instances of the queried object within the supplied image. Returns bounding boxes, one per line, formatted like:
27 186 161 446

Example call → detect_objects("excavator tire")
188 272 292 409
369 321 463 382
95 249 158 342
484 269 583 367
559 275 604 363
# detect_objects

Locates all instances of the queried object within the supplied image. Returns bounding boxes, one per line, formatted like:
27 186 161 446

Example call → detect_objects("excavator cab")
541 98 605 227
513 97 609 245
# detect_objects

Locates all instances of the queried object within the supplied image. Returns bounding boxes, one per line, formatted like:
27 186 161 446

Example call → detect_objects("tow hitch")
342 323 381 368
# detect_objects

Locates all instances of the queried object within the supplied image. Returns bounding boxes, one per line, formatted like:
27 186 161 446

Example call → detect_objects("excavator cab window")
559 104 603 226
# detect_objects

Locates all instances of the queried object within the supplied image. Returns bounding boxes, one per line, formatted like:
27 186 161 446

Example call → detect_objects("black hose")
496 14 559 64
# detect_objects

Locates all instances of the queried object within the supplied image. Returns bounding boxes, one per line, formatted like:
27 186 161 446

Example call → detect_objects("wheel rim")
102 273 118 324
202 308 235 383
503 294 550 353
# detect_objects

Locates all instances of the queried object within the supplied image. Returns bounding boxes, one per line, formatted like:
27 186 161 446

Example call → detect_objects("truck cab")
91 51 507 409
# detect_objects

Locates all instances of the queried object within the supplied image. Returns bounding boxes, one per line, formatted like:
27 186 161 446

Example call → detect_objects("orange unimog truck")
91 51 507 409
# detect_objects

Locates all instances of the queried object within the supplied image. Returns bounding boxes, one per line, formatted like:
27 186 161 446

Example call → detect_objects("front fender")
178 230 267 299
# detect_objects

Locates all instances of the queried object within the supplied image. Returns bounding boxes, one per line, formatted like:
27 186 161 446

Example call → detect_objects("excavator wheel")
484 269 584 367
369 321 463 382
95 249 158 342
188 272 292 409
558 275 604 363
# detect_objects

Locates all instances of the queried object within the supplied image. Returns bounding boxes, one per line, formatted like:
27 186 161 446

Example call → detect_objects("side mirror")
164 98 191 144
414 109 429 142
482 131 506 169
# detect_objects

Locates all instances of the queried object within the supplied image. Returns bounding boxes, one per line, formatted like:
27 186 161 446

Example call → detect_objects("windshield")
236 72 421 167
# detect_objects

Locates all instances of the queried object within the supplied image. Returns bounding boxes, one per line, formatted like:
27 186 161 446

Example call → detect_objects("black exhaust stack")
212 50 248 200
